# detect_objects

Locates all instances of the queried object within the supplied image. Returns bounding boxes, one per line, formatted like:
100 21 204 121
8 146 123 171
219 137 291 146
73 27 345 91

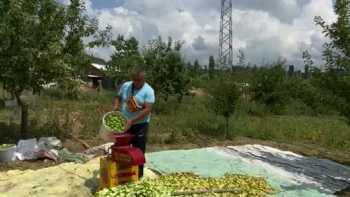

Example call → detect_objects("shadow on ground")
85 170 100 194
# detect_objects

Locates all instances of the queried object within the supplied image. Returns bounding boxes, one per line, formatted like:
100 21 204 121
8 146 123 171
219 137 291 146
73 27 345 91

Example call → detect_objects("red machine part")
110 133 134 146
109 133 145 166
111 146 145 166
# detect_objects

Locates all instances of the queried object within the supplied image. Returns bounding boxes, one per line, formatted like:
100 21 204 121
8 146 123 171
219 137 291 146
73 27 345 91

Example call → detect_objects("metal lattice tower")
219 0 233 70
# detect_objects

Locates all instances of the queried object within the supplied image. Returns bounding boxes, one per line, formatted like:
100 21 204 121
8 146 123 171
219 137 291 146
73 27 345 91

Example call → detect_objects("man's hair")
130 65 146 77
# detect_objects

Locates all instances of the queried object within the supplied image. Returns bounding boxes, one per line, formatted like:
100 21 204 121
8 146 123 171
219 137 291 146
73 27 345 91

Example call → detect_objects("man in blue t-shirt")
113 66 155 178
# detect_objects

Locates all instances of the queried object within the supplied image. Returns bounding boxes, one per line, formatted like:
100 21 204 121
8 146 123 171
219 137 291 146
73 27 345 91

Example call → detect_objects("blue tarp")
145 145 350 197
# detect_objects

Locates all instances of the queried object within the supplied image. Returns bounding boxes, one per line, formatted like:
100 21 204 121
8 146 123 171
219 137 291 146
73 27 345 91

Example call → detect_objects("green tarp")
145 147 347 197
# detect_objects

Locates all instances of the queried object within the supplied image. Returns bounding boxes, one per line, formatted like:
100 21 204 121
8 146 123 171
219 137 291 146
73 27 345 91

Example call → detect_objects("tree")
288 65 294 77
209 55 215 79
143 36 189 102
251 63 289 113
186 61 193 73
187 59 201 79
193 59 201 76
237 49 246 67
302 50 313 79
315 0 350 72
314 0 350 121
207 74 240 138
0 0 108 135
107 35 144 83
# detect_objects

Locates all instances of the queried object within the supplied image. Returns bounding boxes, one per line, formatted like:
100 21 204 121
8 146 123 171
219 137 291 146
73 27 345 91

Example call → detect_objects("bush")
42 79 81 100
286 77 344 116
283 99 314 116
242 101 270 117
251 64 290 113
57 79 80 99
189 112 226 137
207 74 240 137
153 96 181 115
144 36 190 103
42 88 65 99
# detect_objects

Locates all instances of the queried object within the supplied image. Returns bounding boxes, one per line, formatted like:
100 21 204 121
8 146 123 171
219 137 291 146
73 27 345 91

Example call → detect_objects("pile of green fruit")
96 172 274 197
105 112 127 133
0 144 15 150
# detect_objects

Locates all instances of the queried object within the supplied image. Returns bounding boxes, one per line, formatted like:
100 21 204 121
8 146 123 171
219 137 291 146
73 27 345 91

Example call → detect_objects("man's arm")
129 103 152 124
113 96 121 111
130 87 155 123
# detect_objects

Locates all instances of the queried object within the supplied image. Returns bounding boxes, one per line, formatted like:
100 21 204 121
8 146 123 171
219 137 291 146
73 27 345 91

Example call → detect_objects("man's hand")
113 105 119 111
127 103 152 123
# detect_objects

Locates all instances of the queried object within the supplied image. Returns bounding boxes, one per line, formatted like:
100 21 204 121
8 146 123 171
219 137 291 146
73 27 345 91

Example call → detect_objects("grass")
0 90 114 144
231 115 350 150
0 89 350 153
150 96 350 152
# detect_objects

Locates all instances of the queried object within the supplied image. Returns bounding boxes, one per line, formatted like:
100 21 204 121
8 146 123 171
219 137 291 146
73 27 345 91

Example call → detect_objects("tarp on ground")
1 144 349 197
145 145 350 197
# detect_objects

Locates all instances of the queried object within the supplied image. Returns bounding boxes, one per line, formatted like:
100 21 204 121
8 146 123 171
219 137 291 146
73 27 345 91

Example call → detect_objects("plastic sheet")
145 145 350 197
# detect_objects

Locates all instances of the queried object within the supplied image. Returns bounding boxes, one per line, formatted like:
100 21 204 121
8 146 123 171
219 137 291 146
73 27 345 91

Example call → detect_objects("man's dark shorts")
126 122 148 178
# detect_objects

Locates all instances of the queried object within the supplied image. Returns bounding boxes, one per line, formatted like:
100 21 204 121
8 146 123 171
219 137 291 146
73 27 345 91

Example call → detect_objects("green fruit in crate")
105 112 126 133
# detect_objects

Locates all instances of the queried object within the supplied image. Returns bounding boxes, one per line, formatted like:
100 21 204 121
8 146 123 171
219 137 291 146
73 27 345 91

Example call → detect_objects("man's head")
130 65 146 89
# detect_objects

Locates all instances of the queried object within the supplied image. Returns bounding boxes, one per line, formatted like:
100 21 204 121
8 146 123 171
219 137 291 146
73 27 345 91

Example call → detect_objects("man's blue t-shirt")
118 81 155 124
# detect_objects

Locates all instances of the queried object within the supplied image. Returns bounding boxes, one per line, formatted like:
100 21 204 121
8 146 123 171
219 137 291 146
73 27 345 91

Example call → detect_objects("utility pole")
219 0 233 70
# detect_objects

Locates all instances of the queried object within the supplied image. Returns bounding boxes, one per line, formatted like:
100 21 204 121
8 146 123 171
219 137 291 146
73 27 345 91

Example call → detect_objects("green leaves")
143 36 189 102
313 0 350 122
208 55 215 79
0 0 61 92
315 0 350 72
107 35 144 81
0 0 110 133
206 74 240 136
251 64 289 113
1 0 112 90
207 75 240 118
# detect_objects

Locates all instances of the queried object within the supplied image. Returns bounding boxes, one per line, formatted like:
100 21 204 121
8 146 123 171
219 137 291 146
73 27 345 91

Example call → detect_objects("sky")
62 0 337 69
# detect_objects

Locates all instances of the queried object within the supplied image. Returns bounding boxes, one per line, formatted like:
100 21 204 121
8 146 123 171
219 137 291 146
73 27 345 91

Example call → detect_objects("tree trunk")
15 91 28 137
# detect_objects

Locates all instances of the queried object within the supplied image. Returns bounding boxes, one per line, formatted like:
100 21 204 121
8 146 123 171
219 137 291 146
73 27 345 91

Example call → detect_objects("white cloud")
229 0 336 67
85 0 336 68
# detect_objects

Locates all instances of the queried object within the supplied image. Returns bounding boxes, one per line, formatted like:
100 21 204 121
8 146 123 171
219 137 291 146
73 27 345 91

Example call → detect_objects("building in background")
87 63 106 89
87 63 118 91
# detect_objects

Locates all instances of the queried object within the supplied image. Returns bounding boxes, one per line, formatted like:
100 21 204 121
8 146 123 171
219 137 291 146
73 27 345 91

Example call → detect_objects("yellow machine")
99 156 139 189
99 133 145 190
